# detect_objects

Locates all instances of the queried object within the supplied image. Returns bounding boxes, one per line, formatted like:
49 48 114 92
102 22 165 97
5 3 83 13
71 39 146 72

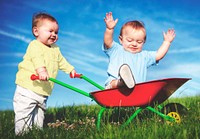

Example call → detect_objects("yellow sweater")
15 40 74 96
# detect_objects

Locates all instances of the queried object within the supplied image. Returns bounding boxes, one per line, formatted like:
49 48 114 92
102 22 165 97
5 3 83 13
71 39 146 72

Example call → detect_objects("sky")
0 0 200 110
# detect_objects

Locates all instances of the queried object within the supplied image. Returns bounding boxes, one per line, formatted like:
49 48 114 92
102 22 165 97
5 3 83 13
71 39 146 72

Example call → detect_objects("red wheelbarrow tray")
90 78 190 108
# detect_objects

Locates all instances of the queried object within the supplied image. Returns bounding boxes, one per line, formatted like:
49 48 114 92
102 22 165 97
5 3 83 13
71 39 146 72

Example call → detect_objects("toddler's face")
119 26 145 54
33 19 59 46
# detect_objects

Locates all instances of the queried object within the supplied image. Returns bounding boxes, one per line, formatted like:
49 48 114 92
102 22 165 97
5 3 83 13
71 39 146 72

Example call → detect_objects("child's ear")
118 36 122 44
32 27 39 37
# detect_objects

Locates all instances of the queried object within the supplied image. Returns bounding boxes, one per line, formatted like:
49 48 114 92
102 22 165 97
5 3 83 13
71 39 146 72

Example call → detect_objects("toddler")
103 12 175 89
13 12 76 135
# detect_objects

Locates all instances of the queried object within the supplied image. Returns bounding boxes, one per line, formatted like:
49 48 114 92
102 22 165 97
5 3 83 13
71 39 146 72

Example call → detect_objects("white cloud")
0 63 18 67
71 58 106 76
66 49 107 77
148 62 200 97
167 63 200 77
187 80 200 91
57 31 99 52
6 24 30 34
0 52 23 67
0 98 13 103
0 29 31 43
0 52 24 57
174 19 200 26
67 49 107 63
59 31 87 40
149 63 200 78
169 46 200 54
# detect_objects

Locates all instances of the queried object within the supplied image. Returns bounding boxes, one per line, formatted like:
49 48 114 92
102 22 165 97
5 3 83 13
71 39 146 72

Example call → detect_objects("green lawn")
0 96 199 139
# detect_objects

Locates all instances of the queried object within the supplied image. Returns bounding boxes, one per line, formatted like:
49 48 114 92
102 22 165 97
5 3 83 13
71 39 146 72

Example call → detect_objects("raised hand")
163 29 176 43
104 12 118 30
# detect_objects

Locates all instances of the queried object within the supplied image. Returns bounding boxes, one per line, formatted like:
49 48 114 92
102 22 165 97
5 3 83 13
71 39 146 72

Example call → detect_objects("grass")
0 96 199 139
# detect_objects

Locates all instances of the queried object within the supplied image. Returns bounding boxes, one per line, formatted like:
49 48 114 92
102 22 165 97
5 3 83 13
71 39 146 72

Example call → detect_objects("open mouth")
49 38 56 42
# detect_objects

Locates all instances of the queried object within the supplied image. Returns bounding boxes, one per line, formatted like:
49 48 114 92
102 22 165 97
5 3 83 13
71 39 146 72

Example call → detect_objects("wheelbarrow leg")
146 106 175 122
121 107 143 128
97 107 106 130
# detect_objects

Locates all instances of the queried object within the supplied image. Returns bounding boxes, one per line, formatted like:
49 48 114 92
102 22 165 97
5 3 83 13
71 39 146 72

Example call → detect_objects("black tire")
161 103 188 115
161 103 188 123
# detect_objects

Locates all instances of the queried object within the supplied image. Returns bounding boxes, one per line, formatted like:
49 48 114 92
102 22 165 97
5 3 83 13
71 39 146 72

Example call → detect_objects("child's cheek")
123 42 130 48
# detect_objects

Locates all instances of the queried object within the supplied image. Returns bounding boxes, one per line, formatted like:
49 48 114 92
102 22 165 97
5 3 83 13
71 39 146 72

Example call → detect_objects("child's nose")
52 32 57 36
131 41 137 46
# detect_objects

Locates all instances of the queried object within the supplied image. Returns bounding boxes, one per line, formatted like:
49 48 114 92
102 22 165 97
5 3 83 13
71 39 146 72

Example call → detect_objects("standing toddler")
13 12 76 135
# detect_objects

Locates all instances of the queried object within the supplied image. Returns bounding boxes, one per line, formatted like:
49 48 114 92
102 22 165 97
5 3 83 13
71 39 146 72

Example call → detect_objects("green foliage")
0 96 199 139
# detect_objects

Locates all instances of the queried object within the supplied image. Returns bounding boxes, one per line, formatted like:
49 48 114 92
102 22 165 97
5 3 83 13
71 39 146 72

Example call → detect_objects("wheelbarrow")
31 74 191 129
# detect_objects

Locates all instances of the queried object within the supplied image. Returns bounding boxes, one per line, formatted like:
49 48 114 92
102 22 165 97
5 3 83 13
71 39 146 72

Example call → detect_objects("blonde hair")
120 21 146 42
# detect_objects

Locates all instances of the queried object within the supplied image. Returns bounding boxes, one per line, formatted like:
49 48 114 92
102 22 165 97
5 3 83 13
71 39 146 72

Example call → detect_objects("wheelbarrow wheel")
166 111 181 124
161 102 188 124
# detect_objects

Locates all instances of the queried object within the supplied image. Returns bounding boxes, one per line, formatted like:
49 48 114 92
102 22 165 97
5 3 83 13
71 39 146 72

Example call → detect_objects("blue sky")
0 0 200 110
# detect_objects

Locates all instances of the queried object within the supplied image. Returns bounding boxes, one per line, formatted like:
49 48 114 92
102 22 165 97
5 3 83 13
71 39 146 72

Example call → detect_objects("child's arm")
156 29 176 61
104 12 118 49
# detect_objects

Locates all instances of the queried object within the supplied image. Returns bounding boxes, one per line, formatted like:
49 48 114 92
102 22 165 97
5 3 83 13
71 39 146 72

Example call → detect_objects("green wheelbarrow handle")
30 73 104 98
